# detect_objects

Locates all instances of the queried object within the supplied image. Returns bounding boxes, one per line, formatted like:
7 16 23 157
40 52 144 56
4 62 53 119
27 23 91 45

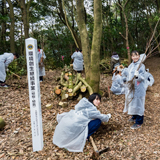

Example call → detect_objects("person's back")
0 52 18 87
71 48 83 72
0 53 14 63
110 66 125 95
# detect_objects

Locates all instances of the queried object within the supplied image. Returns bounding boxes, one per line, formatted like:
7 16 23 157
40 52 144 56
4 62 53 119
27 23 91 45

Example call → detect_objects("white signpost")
25 38 43 152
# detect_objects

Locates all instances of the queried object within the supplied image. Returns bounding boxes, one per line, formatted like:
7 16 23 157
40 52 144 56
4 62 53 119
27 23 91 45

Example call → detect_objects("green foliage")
1 0 160 71
8 56 27 76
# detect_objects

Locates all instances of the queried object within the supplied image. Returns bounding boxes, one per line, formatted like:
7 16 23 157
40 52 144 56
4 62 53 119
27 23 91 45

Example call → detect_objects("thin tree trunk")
155 0 160 13
117 0 131 64
118 0 126 50
20 0 29 39
21 22 23 55
18 0 32 56
90 0 102 92
146 4 160 53
76 0 91 83
1 0 6 51
6 0 15 53
58 0 81 49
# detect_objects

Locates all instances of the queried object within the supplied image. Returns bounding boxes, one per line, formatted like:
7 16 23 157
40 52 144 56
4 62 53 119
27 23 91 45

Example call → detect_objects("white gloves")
6 68 9 72
134 70 139 77
107 114 111 119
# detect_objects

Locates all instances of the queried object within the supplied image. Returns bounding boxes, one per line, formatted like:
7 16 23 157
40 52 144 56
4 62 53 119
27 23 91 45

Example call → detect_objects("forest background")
0 0 160 90
1 1 160 159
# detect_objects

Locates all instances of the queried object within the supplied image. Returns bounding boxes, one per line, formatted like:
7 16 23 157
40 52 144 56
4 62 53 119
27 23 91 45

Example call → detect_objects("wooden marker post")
25 38 43 152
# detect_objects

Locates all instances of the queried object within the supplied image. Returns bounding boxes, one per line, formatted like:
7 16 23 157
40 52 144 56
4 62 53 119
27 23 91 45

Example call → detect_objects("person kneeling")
53 93 111 152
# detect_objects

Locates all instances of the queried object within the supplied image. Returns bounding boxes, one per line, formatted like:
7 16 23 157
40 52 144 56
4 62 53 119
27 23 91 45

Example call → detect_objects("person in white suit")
71 48 83 73
38 47 46 82
0 52 18 87
53 93 111 152
144 68 154 90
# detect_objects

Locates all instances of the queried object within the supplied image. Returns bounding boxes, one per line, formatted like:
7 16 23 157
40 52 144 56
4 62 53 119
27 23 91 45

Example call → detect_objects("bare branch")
119 32 126 40
144 18 160 54
124 0 129 8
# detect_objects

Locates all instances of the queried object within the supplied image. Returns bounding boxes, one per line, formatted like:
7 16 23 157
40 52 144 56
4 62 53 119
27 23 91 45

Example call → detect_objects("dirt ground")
0 56 160 160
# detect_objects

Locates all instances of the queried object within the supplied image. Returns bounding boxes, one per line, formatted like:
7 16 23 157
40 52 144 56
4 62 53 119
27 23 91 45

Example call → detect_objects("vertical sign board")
25 38 43 152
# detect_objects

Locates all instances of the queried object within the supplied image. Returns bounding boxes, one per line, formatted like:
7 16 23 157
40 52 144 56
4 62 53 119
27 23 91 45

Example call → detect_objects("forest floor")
0 56 160 160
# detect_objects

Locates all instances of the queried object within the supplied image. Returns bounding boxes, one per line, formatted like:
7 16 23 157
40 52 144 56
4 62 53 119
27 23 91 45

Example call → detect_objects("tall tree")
57 0 82 49
117 0 131 64
18 0 31 39
6 0 15 53
0 0 7 52
76 0 102 92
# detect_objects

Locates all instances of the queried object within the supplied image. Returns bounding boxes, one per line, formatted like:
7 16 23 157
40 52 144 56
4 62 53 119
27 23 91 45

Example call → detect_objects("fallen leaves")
0 57 160 159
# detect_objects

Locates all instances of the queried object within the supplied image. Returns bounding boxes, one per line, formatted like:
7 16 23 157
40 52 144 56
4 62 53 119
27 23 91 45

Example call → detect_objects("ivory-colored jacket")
0 53 14 82
53 98 110 152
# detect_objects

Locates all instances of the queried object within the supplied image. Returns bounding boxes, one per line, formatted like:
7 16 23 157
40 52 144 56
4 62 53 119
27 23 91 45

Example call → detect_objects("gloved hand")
107 113 111 119
6 68 9 72
134 70 139 77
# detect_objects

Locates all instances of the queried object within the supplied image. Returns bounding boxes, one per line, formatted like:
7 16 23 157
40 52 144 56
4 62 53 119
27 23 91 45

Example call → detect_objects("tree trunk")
76 0 91 83
76 0 102 92
20 0 29 39
118 0 126 51
124 11 131 64
58 0 81 49
90 0 102 92
19 0 31 56
155 0 160 13
117 1 131 64
1 0 7 51
6 0 15 53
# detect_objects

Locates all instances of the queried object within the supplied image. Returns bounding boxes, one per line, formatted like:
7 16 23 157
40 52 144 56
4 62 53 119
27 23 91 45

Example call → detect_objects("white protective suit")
71 51 83 71
53 97 110 152
144 70 154 90
38 49 46 76
110 73 125 95
140 53 146 62
123 59 146 116
0 53 14 82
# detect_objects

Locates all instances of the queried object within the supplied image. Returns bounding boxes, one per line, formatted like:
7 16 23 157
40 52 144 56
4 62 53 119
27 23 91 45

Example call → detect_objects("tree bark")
117 0 131 64
20 0 30 39
76 0 91 82
76 0 102 92
6 0 15 53
1 0 7 51
155 0 160 13
90 0 102 92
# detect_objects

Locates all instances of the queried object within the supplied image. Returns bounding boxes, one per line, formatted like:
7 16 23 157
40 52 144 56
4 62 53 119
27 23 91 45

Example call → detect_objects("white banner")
25 38 43 152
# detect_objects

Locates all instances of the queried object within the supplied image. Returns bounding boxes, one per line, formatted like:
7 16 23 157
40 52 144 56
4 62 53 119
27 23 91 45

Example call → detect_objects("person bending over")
53 93 111 152
0 52 19 87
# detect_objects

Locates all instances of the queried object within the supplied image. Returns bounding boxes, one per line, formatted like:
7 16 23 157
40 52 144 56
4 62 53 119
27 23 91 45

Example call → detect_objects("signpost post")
25 38 43 152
